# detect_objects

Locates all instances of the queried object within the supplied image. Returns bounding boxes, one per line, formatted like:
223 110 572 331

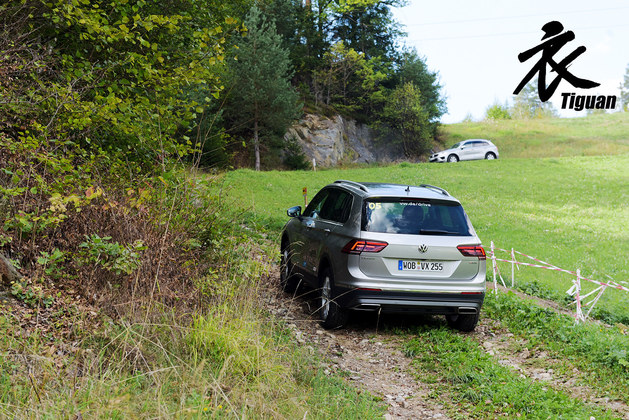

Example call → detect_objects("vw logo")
418 244 428 253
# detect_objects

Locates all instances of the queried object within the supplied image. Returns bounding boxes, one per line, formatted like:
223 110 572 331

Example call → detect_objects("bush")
485 102 512 120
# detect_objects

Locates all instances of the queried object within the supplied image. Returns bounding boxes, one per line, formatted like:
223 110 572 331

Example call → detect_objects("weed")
78 234 146 276
10 279 55 308
37 248 66 279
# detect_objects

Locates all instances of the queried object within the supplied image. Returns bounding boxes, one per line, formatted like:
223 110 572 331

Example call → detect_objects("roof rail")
334 179 369 192
419 184 449 196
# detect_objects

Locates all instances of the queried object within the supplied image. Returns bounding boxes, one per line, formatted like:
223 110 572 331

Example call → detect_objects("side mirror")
287 206 302 218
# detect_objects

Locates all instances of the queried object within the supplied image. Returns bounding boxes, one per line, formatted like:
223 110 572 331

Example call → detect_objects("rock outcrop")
286 114 405 167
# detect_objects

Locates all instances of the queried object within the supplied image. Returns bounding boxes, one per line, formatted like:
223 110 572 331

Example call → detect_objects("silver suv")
430 139 499 163
280 180 486 331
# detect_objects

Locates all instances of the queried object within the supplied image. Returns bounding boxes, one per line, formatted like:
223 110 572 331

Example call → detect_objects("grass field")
441 112 629 159
217 154 629 322
404 324 617 419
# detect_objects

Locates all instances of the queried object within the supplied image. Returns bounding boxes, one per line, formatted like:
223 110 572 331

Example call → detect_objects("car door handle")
323 228 331 235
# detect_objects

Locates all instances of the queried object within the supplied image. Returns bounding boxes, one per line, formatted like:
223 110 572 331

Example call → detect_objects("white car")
430 139 499 163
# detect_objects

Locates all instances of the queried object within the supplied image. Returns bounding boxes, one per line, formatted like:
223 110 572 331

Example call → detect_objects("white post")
491 241 498 295
574 269 585 323
312 158 316 172
511 248 516 288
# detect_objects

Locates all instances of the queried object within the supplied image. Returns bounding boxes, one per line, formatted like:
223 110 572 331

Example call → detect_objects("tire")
280 242 298 293
446 313 479 332
319 266 348 329
447 154 459 163
485 152 496 160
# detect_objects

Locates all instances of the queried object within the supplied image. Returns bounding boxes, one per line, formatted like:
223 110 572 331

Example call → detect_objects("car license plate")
398 260 444 271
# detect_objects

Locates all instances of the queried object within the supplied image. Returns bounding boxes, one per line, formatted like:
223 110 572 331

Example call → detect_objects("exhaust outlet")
458 307 478 315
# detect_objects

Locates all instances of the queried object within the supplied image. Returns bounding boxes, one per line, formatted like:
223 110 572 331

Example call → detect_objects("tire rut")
472 316 629 419
263 271 450 419
262 261 628 418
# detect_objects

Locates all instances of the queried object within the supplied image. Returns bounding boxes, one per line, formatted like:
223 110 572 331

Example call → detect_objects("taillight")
342 239 388 254
457 245 486 260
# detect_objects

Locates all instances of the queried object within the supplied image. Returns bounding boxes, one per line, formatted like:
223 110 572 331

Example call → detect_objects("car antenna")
405 185 410 192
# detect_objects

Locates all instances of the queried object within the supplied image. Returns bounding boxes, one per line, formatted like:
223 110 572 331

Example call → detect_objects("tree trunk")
254 117 261 171
0 253 21 287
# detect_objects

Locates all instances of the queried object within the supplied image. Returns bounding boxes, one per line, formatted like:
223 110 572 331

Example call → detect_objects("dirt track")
265 286 451 419
263 266 629 419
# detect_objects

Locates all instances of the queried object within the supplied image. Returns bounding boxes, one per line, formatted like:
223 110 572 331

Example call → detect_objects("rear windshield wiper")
419 229 461 235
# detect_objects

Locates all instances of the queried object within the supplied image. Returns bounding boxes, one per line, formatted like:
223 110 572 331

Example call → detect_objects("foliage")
331 0 405 60
393 50 447 123
37 248 66 279
313 42 387 116
485 101 512 120
511 79 558 119
0 134 113 244
224 5 302 170
11 279 55 308
78 234 146 276
381 82 432 156
620 63 629 111
283 135 311 170
0 0 239 166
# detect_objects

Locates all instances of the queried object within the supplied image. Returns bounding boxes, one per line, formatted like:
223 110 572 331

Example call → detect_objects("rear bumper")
335 289 485 315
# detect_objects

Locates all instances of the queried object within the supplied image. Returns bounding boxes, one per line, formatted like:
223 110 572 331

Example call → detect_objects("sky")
392 0 629 123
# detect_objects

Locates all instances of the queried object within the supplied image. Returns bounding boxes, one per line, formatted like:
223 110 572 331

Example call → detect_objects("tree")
265 0 325 85
620 64 629 111
393 51 447 124
0 0 237 168
382 82 432 157
511 79 557 119
225 6 301 170
331 0 404 60
485 102 512 120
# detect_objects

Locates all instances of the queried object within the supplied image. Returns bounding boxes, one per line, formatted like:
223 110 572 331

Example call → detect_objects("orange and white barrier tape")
488 243 628 323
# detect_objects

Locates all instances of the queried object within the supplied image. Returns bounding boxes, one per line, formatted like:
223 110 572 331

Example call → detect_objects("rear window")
362 198 473 236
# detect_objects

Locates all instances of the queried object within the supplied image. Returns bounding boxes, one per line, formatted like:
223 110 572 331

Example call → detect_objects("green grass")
403 325 616 419
441 112 629 159
218 154 629 322
0 270 385 419
483 292 629 403
0 174 386 419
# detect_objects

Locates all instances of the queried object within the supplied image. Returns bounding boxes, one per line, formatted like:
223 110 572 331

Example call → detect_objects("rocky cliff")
285 114 405 167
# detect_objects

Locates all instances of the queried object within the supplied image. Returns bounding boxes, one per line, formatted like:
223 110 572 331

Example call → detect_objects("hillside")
440 113 629 159
217 152 629 417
